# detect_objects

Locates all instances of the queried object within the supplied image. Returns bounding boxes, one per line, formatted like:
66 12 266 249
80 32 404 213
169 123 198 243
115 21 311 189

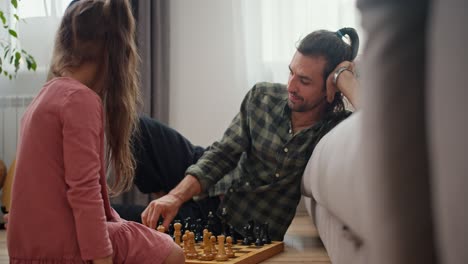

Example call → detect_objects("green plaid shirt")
186 82 351 240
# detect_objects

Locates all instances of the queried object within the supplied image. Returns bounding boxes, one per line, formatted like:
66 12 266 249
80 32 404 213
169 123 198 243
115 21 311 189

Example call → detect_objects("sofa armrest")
301 112 365 236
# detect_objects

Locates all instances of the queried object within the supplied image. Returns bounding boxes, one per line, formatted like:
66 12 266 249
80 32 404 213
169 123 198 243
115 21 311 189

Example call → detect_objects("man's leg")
133 115 204 193
132 115 219 222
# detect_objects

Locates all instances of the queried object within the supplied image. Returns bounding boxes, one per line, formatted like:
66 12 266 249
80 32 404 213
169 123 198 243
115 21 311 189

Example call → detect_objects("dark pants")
130 115 220 223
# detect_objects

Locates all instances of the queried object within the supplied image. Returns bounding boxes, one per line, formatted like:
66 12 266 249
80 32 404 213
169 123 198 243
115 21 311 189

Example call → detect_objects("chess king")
134 27 360 241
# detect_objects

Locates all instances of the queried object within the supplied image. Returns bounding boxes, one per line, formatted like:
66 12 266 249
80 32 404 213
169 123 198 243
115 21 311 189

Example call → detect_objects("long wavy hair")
297 27 359 115
48 0 141 196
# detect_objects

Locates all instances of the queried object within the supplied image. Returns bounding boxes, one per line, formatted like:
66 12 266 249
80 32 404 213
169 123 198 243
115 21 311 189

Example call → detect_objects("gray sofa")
301 0 467 263
302 112 366 264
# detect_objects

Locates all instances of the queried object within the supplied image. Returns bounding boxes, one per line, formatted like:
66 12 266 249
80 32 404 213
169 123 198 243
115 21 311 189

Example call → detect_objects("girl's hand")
3 213 8 229
92 255 112 264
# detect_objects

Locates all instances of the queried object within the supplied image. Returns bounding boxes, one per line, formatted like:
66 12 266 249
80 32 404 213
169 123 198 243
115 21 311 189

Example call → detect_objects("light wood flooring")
0 215 330 263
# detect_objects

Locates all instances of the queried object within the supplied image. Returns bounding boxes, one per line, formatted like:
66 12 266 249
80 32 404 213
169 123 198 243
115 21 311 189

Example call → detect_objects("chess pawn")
198 230 214 260
186 232 199 259
226 236 235 258
173 222 182 246
182 234 188 255
200 229 208 249
156 225 165 233
215 235 229 261
210 235 217 255
184 230 190 248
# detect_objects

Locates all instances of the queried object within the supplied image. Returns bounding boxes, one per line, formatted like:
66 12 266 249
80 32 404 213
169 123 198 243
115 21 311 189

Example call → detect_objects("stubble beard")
288 97 326 113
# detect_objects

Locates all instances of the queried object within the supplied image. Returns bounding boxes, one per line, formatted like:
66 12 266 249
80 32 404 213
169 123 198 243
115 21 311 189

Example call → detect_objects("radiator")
0 95 35 167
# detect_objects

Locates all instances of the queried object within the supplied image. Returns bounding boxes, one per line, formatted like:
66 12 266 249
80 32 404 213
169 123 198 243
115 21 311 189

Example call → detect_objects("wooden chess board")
185 241 284 264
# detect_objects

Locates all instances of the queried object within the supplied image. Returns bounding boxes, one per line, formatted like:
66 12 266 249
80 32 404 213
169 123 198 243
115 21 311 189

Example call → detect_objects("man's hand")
92 255 112 264
142 175 202 230
141 193 184 230
326 61 358 107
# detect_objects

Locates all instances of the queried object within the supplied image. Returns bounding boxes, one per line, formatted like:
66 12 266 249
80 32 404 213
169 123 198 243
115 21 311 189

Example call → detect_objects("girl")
7 0 183 263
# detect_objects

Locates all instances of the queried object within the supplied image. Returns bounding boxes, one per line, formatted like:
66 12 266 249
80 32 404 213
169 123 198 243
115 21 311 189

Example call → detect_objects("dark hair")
48 0 141 195
297 27 359 114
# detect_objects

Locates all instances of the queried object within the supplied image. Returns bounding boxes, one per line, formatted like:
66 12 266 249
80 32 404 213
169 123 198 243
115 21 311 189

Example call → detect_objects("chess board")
185 241 284 264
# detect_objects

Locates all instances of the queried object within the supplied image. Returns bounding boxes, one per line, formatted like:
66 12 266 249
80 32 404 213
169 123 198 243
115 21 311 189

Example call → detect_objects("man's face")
287 51 327 113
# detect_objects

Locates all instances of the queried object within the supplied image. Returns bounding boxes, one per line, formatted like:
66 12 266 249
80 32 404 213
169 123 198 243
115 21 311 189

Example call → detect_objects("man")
135 27 360 241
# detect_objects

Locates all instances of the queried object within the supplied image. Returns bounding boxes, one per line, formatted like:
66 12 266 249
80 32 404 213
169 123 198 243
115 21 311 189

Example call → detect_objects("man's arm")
141 175 201 229
326 61 359 109
141 85 259 229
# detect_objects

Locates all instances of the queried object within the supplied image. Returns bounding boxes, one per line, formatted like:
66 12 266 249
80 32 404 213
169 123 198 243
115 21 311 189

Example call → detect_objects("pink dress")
7 77 175 263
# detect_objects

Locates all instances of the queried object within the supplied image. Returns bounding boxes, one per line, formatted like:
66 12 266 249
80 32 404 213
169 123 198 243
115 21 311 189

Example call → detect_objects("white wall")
0 15 59 166
169 0 250 147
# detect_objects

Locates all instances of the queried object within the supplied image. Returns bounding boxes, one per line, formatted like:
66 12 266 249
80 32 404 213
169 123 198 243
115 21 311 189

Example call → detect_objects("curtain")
136 0 171 122
234 0 364 87
110 0 171 218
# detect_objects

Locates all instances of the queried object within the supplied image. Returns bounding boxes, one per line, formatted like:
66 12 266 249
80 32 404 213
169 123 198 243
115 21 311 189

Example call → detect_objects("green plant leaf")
0 11 6 25
14 51 21 70
4 46 10 60
0 3 37 80
9 29 18 38
4 47 10 60
11 0 18 9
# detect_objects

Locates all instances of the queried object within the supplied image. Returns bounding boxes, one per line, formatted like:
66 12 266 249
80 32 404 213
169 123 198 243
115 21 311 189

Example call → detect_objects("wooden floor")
0 215 330 263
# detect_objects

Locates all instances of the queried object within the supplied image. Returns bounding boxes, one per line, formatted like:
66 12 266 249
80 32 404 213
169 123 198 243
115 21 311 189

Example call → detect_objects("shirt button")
284 148 288 153
229 188 234 193
245 182 250 186
288 129 292 134
275 173 280 178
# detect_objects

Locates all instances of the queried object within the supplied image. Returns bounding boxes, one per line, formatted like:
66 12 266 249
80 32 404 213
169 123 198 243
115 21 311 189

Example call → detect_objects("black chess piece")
168 223 174 235
261 222 271 244
220 207 228 236
195 218 204 242
247 220 255 244
190 222 197 233
228 225 238 244
206 211 216 234
241 225 251 245
254 226 264 246
183 217 192 233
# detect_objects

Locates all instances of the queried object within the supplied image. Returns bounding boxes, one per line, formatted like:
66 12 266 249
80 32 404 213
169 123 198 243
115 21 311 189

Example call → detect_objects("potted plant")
0 0 37 80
